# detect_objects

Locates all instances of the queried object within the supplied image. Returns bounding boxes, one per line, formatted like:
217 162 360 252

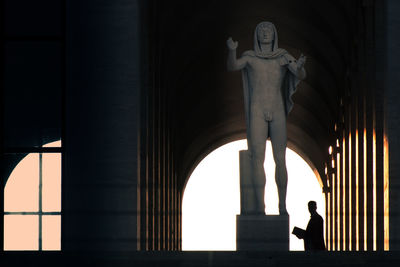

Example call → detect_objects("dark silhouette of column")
64 0 142 251
374 0 386 251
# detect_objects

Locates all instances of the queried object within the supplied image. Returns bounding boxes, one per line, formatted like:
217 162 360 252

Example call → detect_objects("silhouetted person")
293 201 325 250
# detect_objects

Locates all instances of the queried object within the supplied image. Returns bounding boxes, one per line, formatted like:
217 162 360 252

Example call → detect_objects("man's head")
308 201 317 214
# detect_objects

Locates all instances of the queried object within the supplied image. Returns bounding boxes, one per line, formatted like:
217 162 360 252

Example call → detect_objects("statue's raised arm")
226 37 250 71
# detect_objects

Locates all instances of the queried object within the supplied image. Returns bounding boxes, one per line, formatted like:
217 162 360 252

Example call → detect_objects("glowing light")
337 152 341 250
342 136 346 250
329 146 333 155
356 129 359 251
384 134 389 250
327 192 331 251
332 173 336 251
364 128 367 251
4 141 61 251
349 132 352 251
373 129 377 251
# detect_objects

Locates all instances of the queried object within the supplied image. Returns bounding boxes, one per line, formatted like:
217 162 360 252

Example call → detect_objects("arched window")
182 139 325 251
4 140 61 251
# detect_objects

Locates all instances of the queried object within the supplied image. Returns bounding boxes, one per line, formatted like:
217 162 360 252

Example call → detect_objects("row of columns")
138 0 181 250
325 0 388 251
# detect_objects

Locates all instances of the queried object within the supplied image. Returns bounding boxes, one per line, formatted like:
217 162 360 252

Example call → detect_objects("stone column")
63 0 142 251
385 0 400 251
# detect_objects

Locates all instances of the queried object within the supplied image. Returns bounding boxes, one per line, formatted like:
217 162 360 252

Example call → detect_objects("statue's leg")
269 114 288 215
248 110 268 214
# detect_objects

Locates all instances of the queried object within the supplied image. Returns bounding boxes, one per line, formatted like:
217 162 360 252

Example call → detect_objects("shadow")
292 201 325 251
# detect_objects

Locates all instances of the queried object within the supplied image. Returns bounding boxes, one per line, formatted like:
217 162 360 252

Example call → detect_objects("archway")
182 139 325 251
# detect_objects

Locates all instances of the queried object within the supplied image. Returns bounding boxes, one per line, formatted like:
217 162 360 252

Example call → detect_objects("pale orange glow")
42 216 61 250
4 215 39 250
329 146 333 155
384 134 389 250
355 130 360 251
332 159 335 169
337 152 341 250
4 140 61 251
342 137 346 250
356 129 359 251
327 192 331 251
42 154 61 212
349 132 352 250
373 129 377 251
332 173 335 250
4 155 39 212
363 128 367 251
337 139 340 148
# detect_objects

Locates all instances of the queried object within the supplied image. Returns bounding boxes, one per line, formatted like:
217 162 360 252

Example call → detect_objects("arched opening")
4 140 61 251
182 139 325 251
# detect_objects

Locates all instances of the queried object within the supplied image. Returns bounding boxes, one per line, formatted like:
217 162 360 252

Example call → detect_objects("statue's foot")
279 208 288 216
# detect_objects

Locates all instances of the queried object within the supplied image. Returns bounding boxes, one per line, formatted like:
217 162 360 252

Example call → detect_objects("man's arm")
227 37 249 71
286 53 307 80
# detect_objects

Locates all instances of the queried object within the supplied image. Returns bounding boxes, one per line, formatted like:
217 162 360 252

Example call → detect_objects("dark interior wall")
2 0 64 149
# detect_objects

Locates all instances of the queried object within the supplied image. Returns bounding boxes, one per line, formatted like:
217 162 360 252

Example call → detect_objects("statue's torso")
246 56 287 119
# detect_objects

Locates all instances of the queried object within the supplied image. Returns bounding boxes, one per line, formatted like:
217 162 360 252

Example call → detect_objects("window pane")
43 140 62 148
4 154 39 212
42 215 61 251
42 153 61 212
4 215 38 250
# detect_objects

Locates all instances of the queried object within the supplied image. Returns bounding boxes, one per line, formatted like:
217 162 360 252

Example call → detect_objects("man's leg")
269 114 288 215
248 110 268 214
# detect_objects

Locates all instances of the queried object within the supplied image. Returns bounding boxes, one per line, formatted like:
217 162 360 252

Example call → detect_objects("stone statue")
227 22 306 215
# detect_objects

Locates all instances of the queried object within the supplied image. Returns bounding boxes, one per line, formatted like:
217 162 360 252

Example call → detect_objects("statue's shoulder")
242 50 256 57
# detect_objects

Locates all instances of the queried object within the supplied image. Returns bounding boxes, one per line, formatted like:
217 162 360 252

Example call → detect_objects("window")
4 140 61 251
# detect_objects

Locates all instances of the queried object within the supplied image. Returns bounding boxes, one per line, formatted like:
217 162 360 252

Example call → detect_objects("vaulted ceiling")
151 0 360 189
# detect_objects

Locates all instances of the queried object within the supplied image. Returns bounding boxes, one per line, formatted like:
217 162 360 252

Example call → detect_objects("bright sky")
182 139 325 251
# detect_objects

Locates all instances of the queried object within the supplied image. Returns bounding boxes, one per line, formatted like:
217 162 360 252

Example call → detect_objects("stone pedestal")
236 215 289 251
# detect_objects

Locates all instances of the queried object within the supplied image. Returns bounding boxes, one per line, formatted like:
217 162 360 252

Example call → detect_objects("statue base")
236 214 289 251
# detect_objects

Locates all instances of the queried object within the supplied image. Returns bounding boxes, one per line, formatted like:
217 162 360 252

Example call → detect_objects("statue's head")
254 21 279 54
256 22 275 45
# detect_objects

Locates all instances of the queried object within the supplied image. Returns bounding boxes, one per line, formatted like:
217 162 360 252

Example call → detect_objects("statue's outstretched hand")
227 37 238 50
297 54 307 69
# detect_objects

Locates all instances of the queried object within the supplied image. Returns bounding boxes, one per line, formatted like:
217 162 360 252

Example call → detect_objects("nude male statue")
227 22 306 215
